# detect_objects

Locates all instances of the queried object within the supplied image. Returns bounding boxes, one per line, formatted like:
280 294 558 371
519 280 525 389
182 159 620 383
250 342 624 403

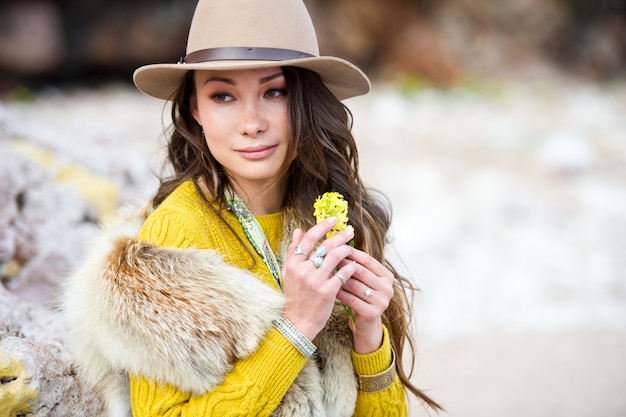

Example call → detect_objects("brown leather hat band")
182 47 315 64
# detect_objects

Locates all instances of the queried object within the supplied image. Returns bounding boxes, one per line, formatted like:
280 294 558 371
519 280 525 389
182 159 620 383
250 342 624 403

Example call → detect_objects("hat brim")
133 56 370 101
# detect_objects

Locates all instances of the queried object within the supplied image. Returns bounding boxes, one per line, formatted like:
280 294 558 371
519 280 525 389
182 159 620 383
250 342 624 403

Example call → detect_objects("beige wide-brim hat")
133 0 370 101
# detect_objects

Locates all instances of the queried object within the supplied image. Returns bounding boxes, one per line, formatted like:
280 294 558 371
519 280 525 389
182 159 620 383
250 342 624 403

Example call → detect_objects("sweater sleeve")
351 325 409 417
130 328 308 416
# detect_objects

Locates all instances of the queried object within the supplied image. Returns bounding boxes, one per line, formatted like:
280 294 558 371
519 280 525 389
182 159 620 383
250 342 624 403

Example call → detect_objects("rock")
0 91 157 416
0 260 104 415
0 325 104 416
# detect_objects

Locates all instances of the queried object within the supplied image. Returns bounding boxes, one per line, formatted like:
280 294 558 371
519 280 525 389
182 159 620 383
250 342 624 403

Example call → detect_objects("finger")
336 287 380 322
321 227 355 249
337 282 389 322
333 271 348 286
343 262 395 302
341 279 375 302
285 229 310 261
348 256 394 291
344 262 379 289
310 229 354 263
296 217 338 255
311 243 354 277
332 260 358 287
347 249 389 278
288 228 304 248
287 229 313 259
303 227 354 271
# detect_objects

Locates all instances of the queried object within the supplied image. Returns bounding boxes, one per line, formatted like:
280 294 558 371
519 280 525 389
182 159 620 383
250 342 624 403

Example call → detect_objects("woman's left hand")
335 248 395 354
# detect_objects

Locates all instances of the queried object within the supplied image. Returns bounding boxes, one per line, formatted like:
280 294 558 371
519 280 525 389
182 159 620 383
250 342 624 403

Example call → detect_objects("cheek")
200 118 231 156
203 132 226 156
275 107 290 139
197 108 232 139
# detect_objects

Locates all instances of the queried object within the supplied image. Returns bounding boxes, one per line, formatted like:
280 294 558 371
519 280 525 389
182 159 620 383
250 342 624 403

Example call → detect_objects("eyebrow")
204 72 284 86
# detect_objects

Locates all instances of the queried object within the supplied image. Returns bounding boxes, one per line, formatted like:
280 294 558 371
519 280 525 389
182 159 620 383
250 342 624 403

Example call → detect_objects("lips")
237 145 277 160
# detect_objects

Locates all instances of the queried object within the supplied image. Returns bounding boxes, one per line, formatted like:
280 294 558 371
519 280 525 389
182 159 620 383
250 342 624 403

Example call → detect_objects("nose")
239 99 268 138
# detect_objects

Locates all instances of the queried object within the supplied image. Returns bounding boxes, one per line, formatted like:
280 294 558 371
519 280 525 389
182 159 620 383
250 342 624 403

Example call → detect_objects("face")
191 67 289 197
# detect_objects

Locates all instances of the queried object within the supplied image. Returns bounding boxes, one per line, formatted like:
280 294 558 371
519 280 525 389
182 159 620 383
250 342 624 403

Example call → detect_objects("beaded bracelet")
358 349 397 393
272 316 317 358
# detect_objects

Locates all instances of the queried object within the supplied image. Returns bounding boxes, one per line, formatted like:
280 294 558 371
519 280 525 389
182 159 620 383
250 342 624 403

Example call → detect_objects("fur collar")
61 206 358 417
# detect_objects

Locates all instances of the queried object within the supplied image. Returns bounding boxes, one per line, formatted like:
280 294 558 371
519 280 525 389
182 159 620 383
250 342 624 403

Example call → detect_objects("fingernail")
327 216 337 225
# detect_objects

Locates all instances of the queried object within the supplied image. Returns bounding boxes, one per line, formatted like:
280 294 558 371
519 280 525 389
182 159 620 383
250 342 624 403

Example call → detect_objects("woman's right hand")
281 217 357 341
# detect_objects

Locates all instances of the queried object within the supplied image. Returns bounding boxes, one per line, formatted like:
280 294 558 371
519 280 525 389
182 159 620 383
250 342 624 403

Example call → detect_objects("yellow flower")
313 192 356 328
313 192 354 238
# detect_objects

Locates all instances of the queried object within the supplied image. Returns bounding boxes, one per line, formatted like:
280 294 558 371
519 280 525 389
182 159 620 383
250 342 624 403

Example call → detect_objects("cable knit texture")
62 180 407 417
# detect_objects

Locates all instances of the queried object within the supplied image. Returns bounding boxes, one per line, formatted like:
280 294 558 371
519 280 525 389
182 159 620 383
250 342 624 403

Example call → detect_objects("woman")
61 0 441 416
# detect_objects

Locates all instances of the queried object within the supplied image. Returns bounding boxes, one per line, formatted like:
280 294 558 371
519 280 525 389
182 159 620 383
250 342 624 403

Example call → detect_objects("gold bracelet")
358 350 397 393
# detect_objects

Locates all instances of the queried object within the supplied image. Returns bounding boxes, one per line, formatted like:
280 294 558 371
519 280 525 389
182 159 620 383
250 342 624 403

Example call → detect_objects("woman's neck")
197 177 285 215
232 181 286 216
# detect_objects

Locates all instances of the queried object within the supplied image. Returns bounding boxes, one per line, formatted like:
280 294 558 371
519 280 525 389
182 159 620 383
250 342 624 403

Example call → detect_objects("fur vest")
61 206 359 417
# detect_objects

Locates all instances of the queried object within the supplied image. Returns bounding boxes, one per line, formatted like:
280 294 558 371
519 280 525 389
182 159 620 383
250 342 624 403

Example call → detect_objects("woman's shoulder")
138 181 219 248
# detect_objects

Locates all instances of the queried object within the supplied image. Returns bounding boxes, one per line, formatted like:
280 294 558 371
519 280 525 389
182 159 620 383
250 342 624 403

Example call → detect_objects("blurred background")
1 0 626 90
1 1 625 416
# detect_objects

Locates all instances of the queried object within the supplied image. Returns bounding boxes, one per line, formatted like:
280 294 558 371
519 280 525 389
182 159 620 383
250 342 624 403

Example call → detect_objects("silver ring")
315 246 327 258
310 256 324 268
335 273 347 285
363 287 372 301
294 245 309 257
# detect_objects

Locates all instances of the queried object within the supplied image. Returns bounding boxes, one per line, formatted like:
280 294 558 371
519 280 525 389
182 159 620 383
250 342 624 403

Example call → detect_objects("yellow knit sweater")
130 181 408 416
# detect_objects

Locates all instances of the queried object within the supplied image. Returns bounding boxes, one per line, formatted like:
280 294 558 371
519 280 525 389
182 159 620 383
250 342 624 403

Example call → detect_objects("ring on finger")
315 246 327 258
334 272 347 286
362 287 372 301
294 245 309 257
310 256 324 268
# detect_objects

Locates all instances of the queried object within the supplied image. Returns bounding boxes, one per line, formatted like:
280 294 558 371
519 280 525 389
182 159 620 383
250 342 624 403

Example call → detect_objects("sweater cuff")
272 315 317 358
351 324 393 376
236 327 308 400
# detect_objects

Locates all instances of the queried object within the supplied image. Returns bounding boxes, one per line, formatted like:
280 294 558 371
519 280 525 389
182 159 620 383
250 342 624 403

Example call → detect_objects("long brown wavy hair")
152 66 441 411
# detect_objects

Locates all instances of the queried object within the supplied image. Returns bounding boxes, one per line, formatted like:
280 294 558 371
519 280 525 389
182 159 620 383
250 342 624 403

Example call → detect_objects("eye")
211 92 234 102
265 88 287 99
